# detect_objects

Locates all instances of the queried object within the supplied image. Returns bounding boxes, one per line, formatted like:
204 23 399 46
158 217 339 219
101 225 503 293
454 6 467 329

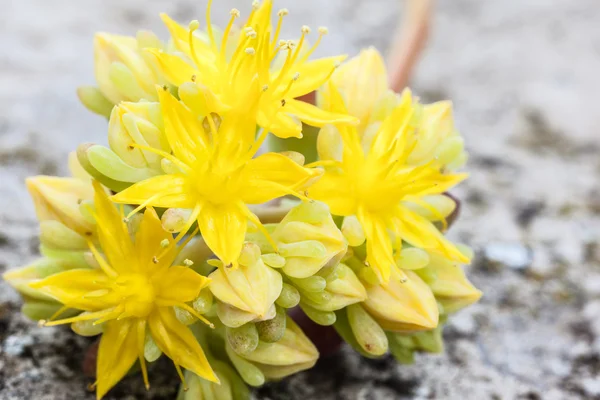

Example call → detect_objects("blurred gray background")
1 0 600 399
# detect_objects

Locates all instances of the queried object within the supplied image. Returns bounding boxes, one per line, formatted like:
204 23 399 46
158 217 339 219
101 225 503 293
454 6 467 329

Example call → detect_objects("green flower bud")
256 306 286 343
209 243 283 324
21 301 72 321
300 264 367 312
39 220 88 251
388 321 445 365
192 289 214 315
144 332 162 362
237 317 319 380
271 201 347 278
299 304 336 326
225 343 266 387
76 86 114 118
177 361 250 400
395 247 430 270
161 208 193 233
403 195 457 222
347 304 388 356
71 314 104 336
226 323 259 355
341 216 365 247
275 283 300 309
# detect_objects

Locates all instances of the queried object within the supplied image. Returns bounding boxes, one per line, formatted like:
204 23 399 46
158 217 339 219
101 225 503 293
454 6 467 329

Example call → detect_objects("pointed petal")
111 175 195 209
258 110 302 139
146 49 198 87
92 180 136 272
286 55 348 98
395 206 468 263
197 203 247 267
284 99 358 128
357 209 396 283
241 152 323 204
135 207 177 272
159 14 216 69
96 319 139 399
156 266 210 303
148 307 218 382
29 269 111 311
157 88 209 164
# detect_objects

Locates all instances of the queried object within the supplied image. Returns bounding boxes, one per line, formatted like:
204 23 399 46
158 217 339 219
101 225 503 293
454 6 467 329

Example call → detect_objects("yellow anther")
277 9 289 17
183 259 194 266
245 47 256 55
292 72 300 81
262 84 269 92
301 25 311 34
152 256 159 264
318 26 329 35
278 40 287 48
160 239 169 248
230 8 240 17
188 20 200 31
252 0 260 9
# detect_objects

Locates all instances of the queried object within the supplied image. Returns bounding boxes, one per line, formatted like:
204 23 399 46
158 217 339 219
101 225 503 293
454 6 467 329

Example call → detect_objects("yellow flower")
150 0 356 138
111 87 322 268
30 181 217 399
311 84 469 283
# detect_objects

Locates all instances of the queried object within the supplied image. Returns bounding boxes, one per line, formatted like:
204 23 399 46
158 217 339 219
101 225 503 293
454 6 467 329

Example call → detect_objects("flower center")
113 273 156 318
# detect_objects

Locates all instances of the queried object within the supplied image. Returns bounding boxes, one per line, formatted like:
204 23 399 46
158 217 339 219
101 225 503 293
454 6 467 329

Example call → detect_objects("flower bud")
26 176 95 239
178 361 250 400
395 247 430 270
108 101 167 173
92 32 164 106
236 317 319 380
326 47 388 134
346 303 388 356
210 243 283 325
255 306 286 343
388 322 445 364
275 283 300 309
362 270 439 332
300 264 367 312
403 195 457 222
341 216 365 247
317 125 343 161
425 252 482 313
76 86 114 118
272 201 347 279
226 323 259 355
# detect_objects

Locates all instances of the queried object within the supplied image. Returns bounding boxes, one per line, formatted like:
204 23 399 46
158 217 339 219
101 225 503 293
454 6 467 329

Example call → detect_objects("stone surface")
2 0 600 399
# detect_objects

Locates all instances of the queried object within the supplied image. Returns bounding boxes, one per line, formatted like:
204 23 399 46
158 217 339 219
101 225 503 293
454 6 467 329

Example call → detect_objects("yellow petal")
96 319 139 399
159 14 215 68
148 307 218 383
157 87 209 165
29 268 111 311
241 152 322 204
156 266 210 304
310 170 357 216
286 55 348 99
284 99 358 128
394 206 468 263
198 203 247 267
111 174 195 209
259 110 302 139
357 209 396 283
135 207 177 271
92 180 136 271
145 49 198 87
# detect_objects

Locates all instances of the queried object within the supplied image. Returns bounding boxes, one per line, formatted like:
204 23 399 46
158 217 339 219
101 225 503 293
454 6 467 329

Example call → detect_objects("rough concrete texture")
1 0 600 399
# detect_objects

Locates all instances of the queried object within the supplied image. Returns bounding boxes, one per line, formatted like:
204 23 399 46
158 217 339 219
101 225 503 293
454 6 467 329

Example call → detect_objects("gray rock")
480 242 533 272
2 334 34 357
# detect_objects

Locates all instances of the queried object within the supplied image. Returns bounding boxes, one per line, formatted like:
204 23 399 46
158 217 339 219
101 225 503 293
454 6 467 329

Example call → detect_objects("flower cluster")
3 1 481 399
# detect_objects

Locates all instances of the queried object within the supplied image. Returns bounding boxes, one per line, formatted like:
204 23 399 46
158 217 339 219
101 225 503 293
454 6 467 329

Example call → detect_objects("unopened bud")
227 323 259 355
396 247 430 270
275 283 301 308
161 208 193 233
342 216 365 247
255 306 286 343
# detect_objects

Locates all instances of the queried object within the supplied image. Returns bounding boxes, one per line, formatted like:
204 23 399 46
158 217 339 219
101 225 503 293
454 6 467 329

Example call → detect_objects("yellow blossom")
311 83 469 283
111 87 322 268
30 181 217 399
150 0 357 138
